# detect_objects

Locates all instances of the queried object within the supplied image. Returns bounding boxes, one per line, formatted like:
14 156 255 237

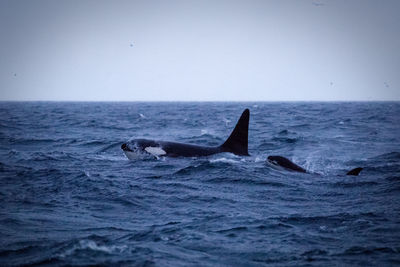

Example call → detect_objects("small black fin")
220 109 249 156
347 167 363 176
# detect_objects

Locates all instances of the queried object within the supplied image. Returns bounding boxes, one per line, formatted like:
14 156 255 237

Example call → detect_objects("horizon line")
1 100 399 103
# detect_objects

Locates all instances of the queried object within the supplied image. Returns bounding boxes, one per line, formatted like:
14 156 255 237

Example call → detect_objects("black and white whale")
267 155 363 176
121 109 249 159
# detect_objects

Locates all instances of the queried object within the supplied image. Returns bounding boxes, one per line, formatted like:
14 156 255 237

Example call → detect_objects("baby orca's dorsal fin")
347 167 363 176
220 109 249 156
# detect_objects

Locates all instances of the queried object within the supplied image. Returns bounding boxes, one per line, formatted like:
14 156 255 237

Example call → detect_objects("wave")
209 157 242 164
272 137 299 144
336 246 399 256
257 141 277 150
0 245 42 260
95 142 124 153
331 180 379 188
301 249 328 257
59 239 128 258
385 175 400 182
278 129 290 135
216 226 248 237
205 176 289 187
277 212 379 227
80 140 109 146
7 137 55 145
0 123 21 130
18 151 79 162
370 151 400 161
173 160 232 175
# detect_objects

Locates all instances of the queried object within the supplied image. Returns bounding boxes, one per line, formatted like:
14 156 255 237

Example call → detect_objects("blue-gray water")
1 102 400 266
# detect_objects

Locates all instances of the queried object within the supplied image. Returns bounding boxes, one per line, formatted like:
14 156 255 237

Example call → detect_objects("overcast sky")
1 0 399 101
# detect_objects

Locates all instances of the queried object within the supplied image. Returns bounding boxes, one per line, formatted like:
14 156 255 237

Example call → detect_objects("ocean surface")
0 102 400 266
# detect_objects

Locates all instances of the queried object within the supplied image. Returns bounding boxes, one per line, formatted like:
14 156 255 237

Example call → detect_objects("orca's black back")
160 141 221 157
268 155 307 173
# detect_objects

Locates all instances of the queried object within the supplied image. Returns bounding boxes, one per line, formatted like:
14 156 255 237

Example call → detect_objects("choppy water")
1 102 400 266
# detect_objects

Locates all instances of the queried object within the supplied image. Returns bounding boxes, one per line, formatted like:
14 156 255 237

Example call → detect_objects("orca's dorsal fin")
220 109 249 156
347 167 363 176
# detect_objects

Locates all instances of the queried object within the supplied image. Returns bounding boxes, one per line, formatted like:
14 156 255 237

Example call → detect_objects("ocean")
0 102 399 266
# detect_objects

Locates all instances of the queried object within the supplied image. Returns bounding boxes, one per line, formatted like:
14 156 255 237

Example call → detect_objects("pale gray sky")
1 0 399 101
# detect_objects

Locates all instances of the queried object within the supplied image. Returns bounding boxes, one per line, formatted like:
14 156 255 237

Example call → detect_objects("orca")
121 109 249 159
266 155 363 176
267 156 307 173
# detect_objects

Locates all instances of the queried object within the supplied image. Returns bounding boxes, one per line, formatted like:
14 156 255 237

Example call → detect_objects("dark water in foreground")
0 102 400 266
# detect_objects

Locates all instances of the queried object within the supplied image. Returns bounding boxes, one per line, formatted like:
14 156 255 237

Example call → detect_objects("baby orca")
267 156 307 173
267 155 363 176
121 109 250 159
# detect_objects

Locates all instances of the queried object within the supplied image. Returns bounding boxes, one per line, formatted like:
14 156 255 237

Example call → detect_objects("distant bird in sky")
384 82 389 88
312 1 325 6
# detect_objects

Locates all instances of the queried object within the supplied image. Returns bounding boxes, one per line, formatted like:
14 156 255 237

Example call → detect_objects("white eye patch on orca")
144 146 167 156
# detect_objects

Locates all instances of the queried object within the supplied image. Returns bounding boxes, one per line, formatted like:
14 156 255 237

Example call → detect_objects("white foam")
254 156 265 163
222 118 231 126
209 158 239 164
59 240 127 258
93 154 127 161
